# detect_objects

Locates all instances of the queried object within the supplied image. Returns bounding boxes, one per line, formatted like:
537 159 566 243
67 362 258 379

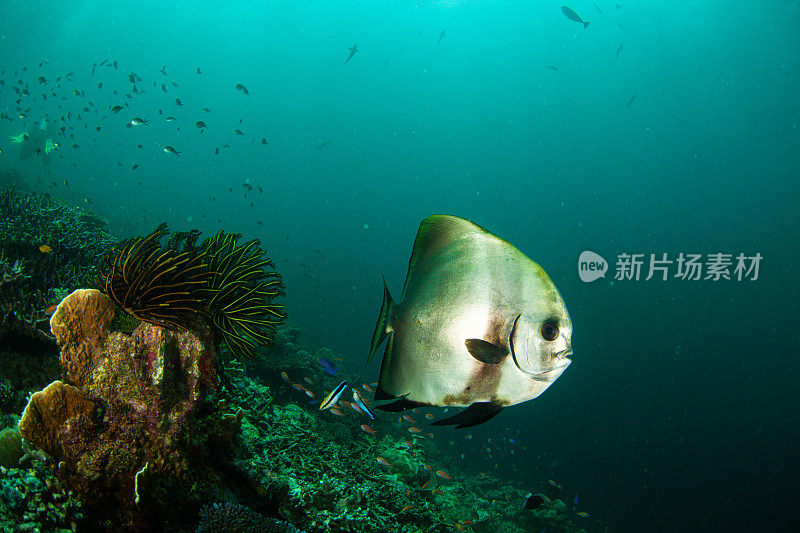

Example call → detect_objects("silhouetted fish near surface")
368 215 573 428
627 94 636 107
438 29 446 45
344 43 358 63
163 145 180 156
545 65 559 71
561 6 590 28
524 493 551 510
616 44 624 58
175 98 183 106
196 121 207 130
235 83 249 95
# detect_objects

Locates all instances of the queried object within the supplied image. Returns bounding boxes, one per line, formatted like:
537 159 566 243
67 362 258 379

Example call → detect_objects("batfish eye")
540 321 559 341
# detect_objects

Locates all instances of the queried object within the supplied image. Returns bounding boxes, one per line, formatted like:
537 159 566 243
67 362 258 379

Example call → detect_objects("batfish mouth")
517 351 572 382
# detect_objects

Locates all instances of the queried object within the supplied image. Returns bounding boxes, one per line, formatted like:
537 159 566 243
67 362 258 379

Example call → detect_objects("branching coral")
95 224 287 361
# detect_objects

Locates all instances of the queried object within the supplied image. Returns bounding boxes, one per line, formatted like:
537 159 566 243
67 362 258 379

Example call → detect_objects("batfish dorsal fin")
430 401 504 428
465 338 508 364
406 215 492 280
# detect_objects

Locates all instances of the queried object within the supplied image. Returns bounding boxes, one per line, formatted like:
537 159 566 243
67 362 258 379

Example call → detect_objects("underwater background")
1 0 799 531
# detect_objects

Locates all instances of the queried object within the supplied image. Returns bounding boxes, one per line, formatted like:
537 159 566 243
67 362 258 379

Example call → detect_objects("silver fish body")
369 215 572 427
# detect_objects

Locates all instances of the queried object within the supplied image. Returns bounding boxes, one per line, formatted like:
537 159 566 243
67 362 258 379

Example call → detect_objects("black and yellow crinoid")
96 223 286 360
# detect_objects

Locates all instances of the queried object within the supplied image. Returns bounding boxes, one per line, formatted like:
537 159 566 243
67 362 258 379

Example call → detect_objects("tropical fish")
235 83 249 95
376 456 391 467
435 470 452 480
130 118 148 126
437 29 446 45
616 44 624 58
561 6 590 28
280 371 291 384
110 105 125 114
360 424 376 435
524 493 551 510
344 44 358 64
368 215 573 428
196 121 207 130
352 389 376 419
163 146 180 156
319 380 348 410
38 244 52 253
318 357 340 376
576 511 590 518
627 94 637 107
401 505 414 512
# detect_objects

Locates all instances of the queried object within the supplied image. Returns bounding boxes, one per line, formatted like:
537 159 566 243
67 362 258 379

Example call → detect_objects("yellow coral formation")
50 289 116 388
17 380 96 459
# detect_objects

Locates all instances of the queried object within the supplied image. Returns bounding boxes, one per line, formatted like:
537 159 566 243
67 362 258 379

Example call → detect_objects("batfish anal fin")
367 277 394 364
465 338 509 364
376 397 430 412
430 401 504 428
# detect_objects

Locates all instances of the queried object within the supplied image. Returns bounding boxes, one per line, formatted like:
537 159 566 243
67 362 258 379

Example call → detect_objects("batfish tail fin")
367 277 394 364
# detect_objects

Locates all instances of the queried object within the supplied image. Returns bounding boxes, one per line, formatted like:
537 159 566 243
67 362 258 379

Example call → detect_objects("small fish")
352 389 376 419
627 94 637 107
196 67 202 74
43 304 58 316
376 456 391 467
545 65 559 71
261 138 268 145
408 427 422 434
235 83 249 95
362 383 374 393
165 116 177 122
548 479 563 491
360 424 376 435
160 64 167 75
575 511 590 518
344 43 358 64
131 164 139 170
318 357 340 376
437 29 446 45
329 407 344 416
39 244 52 253
368 215 572 428
111 105 125 114
402 415 415 423
524 493 551 510
400 505 413 512
163 145 180 156
175 98 183 106
435 470 452 480
431 489 443 495
425 413 435 419
319 380 348 410
291 383 306 392
196 121 207 130
201 107 211 112
561 5 590 28
130 117 148 126
423 465 433 472
303 377 314 385
616 44 624 58
234 129 244 136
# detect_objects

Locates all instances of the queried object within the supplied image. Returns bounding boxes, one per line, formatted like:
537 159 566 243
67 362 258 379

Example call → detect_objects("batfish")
368 215 573 428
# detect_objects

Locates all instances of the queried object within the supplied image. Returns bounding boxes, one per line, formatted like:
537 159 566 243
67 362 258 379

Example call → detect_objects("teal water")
1 1 798 530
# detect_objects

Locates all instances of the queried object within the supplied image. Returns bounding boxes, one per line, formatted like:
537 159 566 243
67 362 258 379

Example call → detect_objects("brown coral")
50 288 115 389
17 380 96 460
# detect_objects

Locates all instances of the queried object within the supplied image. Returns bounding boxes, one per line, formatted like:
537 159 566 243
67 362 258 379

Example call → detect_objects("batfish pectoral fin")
367 277 394 364
465 339 509 364
430 401 504 428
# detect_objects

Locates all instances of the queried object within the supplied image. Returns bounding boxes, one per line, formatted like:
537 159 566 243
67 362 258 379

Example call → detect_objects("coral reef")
95 223 287 361
0 458 83 531
0 185 116 344
196 502 303 533
0 428 23 469
18 288 230 522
